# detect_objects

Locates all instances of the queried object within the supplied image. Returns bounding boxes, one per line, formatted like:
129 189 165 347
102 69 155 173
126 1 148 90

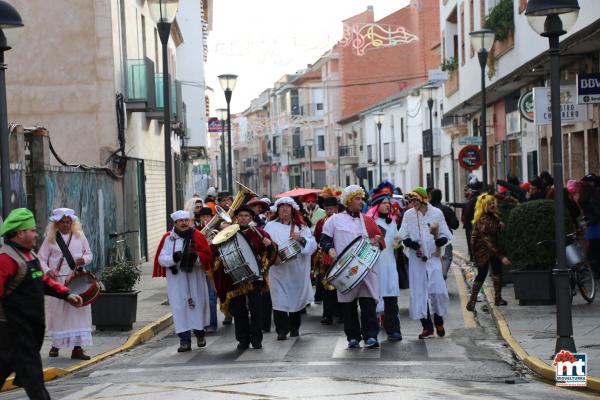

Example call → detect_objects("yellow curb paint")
453 264 476 328
1 313 173 392
454 248 599 393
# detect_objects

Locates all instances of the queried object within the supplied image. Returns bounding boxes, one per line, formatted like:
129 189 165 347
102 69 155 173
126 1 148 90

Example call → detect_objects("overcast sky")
205 0 411 115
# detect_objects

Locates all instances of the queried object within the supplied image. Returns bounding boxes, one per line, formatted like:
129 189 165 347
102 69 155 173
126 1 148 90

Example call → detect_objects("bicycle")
537 232 595 303
108 230 139 267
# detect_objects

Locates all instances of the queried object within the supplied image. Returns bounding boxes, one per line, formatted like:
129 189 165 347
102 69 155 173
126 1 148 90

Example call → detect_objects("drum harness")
54 233 85 278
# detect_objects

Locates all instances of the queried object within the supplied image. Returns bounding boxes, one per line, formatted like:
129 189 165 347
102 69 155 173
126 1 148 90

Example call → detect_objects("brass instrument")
228 181 258 218
201 205 231 241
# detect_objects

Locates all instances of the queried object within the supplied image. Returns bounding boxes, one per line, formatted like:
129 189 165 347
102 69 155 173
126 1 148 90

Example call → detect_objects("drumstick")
248 221 265 240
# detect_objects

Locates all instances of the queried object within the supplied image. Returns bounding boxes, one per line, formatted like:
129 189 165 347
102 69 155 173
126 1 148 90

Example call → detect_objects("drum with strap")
212 224 261 285
65 272 100 306
325 236 381 294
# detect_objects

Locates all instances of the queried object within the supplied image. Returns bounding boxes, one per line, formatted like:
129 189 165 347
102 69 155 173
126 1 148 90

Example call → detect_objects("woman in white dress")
264 197 317 340
39 208 93 360
369 193 402 341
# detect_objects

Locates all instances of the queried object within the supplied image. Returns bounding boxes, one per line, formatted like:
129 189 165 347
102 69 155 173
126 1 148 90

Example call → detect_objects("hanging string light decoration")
340 22 419 56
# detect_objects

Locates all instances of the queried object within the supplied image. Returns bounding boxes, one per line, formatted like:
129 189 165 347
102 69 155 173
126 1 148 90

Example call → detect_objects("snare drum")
325 236 381 294
66 272 100 306
217 233 261 285
278 239 302 263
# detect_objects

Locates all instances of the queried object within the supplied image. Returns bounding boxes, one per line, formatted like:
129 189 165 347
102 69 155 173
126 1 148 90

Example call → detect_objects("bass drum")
325 236 381 294
217 233 261 285
66 272 100 306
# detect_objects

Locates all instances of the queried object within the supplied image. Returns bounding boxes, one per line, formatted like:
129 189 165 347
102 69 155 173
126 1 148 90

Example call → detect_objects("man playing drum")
264 197 317 340
212 205 278 350
38 208 94 360
321 185 385 349
399 188 452 339
154 211 214 352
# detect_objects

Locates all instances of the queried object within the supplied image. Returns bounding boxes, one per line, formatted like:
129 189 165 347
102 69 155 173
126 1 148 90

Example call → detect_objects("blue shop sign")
577 73 600 104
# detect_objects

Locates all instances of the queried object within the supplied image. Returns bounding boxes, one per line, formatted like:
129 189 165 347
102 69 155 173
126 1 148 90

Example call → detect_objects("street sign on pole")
458 136 482 146
458 145 483 171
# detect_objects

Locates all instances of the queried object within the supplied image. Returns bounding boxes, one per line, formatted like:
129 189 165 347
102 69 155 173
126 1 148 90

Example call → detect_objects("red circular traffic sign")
271 164 278 173
458 145 483 171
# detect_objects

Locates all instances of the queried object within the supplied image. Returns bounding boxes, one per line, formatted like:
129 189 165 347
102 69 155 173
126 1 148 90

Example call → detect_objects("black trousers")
340 297 379 341
588 238 600 277
229 281 263 345
420 305 444 331
382 297 401 334
273 310 302 335
261 291 272 332
465 226 473 261
474 256 502 283
322 289 340 318
314 276 325 302
0 323 51 400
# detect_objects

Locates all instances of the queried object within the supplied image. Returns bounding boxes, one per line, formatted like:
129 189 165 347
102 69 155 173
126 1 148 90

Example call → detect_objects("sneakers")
347 339 361 349
435 325 446 337
177 343 192 352
49 347 59 357
71 347 91 360
364 338 379 348
418 329 434 339
388 332 403 341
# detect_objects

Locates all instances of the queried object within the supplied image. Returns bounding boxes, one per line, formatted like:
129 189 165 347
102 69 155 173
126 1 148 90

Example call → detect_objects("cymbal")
212 224 240 245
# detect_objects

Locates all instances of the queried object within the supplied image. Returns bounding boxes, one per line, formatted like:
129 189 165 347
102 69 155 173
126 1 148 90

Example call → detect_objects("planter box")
92 291 139 331
512 269 555 305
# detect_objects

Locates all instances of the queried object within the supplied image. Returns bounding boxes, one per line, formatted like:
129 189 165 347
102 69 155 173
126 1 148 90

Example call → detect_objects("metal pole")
428 98 434 188
220 119 226 190
269 155 273 198
478 50 489 192
158 22 173 230
548 24 575 354
308 145 313 188
225 90 233 193
377 122 382 182
0 51 11 219
337 137 341 187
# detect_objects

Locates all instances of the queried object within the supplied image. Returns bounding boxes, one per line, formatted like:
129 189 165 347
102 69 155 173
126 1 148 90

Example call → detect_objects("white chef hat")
170 210 192 222
273 197 300 211
49 208 78 222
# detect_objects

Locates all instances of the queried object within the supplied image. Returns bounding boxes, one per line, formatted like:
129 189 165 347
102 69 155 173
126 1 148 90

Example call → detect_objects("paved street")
1 264 593 399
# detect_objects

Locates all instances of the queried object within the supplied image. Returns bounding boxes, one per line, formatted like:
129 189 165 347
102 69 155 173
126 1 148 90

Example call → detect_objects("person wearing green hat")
0 208 83 399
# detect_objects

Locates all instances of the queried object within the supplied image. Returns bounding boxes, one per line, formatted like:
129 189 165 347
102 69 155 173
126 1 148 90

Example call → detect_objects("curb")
1 313 173 392
453 250 600 393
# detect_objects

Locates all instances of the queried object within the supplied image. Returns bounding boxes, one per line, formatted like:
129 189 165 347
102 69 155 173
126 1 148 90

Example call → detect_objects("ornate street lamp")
0 0 23 218
305 137 314 188
148 0 179 229
216 108 227 190
469 29 495 192
373 112 385 183
336 128 342 186
526 0 580 355
423 85 437 188
218 74 238 192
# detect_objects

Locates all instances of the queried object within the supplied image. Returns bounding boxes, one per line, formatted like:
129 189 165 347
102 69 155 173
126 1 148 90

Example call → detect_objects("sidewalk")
40 261 172 369
451 227 600 390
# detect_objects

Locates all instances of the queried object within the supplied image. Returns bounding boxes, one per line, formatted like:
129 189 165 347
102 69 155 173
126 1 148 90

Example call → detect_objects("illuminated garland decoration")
410 0 423 10
340 23 419 56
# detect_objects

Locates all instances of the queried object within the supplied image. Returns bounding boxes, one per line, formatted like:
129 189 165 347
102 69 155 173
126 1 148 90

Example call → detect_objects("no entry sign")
458 145 483 171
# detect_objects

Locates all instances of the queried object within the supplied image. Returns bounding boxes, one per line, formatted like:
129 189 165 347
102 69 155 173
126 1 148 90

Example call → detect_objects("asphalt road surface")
1 268 594 399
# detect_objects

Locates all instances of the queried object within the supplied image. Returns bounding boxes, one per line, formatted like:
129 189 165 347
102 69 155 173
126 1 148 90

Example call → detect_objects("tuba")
228 181 258 218
200 205 232 242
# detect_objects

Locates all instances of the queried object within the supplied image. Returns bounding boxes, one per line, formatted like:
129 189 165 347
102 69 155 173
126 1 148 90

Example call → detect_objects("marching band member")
399 187 452 339
38 208 94 360
212 205 278 350
247 197 270 228
303 192 326 228
368 193 403 341
154 211 213 352
264 197 317 340
217 191 234 212
321 185 385 349
313 196 341 325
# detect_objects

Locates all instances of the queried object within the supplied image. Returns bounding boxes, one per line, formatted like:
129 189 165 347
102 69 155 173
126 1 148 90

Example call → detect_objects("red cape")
363 214 386 250
152 229 214 278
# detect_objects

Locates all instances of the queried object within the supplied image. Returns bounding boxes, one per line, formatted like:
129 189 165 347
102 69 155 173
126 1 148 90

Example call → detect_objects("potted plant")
504 200 574 305
91 260 141 331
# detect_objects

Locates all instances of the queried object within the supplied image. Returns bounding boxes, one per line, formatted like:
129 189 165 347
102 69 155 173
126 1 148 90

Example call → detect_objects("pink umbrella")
275 188 322 199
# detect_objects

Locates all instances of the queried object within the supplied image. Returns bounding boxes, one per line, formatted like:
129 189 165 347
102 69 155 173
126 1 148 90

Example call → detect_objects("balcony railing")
125 58 156 111
154 75 178 118
339 145 358 157
292 147 305 158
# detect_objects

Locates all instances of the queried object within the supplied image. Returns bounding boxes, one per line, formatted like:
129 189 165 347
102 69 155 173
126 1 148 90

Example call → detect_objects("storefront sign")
533 85 588 125
458 145 483 171
577 73 600 104
458 136 482 146
518 90 534 122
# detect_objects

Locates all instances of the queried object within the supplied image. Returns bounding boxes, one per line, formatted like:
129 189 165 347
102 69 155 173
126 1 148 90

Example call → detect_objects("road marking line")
332 337 381 359
140 336 220 365
235 336 298 362
452 262 477 328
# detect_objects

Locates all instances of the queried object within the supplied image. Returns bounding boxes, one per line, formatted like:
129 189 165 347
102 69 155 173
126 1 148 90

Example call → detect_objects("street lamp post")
306 138 314 188
373 112 385 183
149 0 179 229
426 89 435 188
526 0 580 354
0 1 23 219
218 74 238 193
336 128 342 187
469 29 495 193
216 108 227 190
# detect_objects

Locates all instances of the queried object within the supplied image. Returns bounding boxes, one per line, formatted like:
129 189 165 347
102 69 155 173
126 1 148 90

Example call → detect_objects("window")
460 3 465 65
400 117 405 142
316 103 323 110
469 0 475 57
390 116 395 138
290 89 299 115
317 135 325 152
272 136 279 156
367 145 374 163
